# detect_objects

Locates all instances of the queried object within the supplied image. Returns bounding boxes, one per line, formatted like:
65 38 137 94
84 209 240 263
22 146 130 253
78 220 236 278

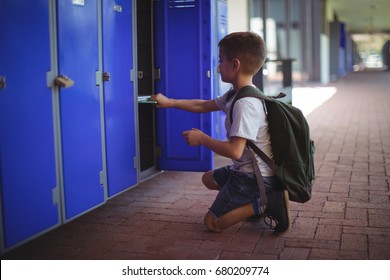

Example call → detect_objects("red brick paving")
2 71 390 260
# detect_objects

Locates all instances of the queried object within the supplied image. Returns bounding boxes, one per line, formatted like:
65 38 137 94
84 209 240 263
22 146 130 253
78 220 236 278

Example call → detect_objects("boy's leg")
202 170 221 191
204 203 255 233
203 166 259 232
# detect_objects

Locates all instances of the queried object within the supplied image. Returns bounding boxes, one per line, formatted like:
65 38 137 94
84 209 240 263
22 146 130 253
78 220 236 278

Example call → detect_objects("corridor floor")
2 70 390 260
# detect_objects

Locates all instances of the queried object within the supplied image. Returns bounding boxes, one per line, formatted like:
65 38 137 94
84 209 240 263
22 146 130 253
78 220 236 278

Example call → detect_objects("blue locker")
102 0 137 196
0 0 59 250
155 0 214 172
57 0 105 219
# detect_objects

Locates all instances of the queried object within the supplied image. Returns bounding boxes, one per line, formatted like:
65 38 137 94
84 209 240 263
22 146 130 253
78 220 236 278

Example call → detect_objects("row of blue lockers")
0 0 228 253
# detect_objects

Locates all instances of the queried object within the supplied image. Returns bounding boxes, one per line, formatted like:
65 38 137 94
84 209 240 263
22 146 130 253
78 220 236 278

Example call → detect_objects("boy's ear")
232 58 240 72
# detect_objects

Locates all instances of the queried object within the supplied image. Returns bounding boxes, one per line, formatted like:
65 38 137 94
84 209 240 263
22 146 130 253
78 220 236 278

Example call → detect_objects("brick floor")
2 70 390 260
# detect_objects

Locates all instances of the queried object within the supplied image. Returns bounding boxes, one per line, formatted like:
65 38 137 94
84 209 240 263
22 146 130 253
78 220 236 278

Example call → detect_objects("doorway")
137 0 158 180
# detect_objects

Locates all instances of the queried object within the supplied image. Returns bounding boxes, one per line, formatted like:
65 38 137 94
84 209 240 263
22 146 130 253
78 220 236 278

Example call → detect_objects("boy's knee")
204 212 222 233
202 170 218 190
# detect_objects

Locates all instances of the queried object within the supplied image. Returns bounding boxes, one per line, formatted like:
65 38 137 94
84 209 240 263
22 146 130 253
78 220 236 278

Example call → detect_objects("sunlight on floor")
292 86 337 116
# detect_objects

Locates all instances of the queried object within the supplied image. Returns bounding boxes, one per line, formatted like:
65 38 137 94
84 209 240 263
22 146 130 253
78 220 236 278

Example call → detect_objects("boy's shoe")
246 214 263 222
264 189 290 233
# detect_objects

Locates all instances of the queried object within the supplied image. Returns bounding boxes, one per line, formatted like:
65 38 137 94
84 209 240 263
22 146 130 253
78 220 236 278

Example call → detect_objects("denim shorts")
209 165 281 218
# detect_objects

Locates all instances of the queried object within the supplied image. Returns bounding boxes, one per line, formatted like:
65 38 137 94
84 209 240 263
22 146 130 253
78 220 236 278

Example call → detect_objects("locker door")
154 0 213 172
102 0 137 196
0 0 59 249
57 0 105 219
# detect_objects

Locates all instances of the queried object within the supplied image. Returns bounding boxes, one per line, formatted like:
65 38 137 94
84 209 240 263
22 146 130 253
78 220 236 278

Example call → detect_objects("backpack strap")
226 88 236 102
230 86 285 171
229 86 267 124
247 141 278 172
229 86 287 208
229 86 278 171
229 86 271 210
249 151 267 214
229 86 286 124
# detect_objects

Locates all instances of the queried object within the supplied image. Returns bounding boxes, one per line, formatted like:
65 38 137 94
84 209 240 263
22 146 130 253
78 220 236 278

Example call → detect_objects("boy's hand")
150 93 173 108
182 128 205 146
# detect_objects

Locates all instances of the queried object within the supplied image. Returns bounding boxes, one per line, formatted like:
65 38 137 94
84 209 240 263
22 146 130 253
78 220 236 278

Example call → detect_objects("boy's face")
218 48 234 83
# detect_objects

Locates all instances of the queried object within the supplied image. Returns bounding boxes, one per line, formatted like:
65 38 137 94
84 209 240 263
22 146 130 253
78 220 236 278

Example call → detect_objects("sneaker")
264 189 290 233
246 214 263 222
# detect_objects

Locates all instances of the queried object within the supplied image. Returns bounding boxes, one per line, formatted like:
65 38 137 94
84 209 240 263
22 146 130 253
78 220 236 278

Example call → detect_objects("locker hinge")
96 71 103 86
99 170 106 186
46 71 55 88
52 187 60 205
130 69 135 82
153 68 161 80
155 146 162 158
206 70 211 78
133 156 138 169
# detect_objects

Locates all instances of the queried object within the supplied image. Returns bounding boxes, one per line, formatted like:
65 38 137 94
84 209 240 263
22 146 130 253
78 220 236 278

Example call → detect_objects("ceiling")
328 0 390 52
328 0 390 34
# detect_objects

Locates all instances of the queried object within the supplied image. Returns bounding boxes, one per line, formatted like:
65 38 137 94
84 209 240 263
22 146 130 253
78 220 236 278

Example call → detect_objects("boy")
151 32 289 233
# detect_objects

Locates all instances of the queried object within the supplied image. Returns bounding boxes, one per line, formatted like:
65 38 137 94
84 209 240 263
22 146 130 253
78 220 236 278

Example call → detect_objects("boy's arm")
183 128 247 160
151 93 219 113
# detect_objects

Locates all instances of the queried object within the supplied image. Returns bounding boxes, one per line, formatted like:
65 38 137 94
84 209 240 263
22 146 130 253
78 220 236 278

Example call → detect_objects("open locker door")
154 0 214 172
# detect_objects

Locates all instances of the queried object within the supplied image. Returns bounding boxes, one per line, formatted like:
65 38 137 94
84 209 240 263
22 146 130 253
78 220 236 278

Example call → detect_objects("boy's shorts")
209 165 280 218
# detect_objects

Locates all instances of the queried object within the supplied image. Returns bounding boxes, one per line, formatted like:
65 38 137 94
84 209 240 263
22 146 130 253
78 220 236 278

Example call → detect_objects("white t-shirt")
215 87 274 176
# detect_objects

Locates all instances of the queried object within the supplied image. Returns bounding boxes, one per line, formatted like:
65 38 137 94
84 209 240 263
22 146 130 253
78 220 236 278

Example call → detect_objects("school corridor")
2 70 390 260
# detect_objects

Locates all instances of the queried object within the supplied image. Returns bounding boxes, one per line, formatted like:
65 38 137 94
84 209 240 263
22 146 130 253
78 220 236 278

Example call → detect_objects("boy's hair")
218 32 266 75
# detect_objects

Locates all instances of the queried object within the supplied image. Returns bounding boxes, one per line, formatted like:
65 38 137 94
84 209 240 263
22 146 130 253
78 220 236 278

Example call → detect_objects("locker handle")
102 72 110 82
138 95 157 104
55 75 74 88
0 76 6 90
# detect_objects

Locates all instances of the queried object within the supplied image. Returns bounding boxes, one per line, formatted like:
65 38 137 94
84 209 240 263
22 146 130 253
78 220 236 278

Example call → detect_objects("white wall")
227 0 248 32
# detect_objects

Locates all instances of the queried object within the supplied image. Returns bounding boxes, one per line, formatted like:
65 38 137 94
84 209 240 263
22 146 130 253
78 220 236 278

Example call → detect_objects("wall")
227 0 248 32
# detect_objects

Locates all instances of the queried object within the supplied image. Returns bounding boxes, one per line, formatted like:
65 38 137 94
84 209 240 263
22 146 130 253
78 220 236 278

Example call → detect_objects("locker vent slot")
219 14 227 27
169 0 196 9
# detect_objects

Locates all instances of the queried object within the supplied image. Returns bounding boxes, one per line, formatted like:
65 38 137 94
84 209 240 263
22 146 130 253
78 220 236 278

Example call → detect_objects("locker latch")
153 68 161 80
55 75 74 88
0 76 6 90
102 72 110 82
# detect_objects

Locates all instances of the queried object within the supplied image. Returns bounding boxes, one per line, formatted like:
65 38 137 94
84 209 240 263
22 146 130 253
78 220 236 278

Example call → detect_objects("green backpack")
229 86 315 203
